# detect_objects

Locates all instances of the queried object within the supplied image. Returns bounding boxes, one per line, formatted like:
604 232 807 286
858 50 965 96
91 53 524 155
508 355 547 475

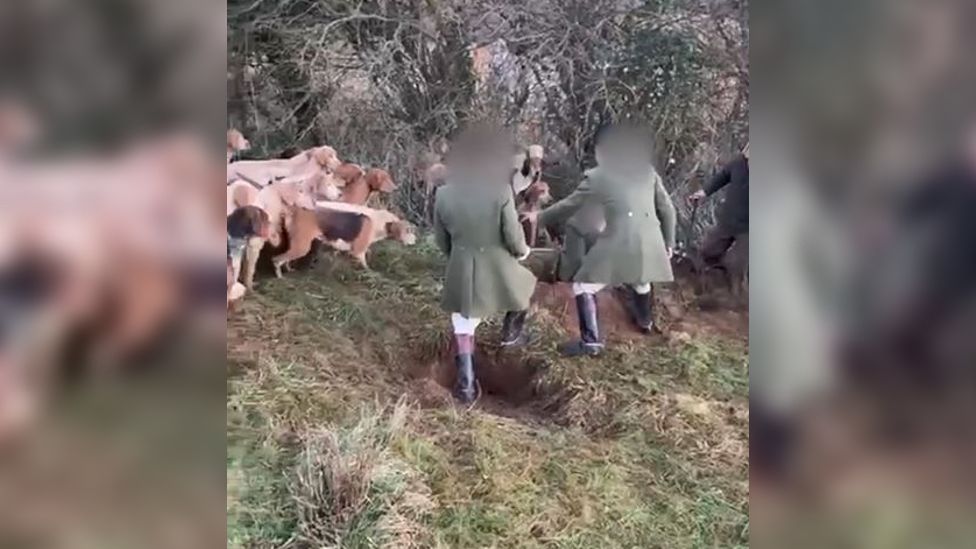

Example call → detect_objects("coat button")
627 211 634 217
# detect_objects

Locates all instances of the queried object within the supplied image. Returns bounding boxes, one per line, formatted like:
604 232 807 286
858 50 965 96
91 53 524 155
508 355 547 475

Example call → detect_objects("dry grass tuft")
289 399 434 549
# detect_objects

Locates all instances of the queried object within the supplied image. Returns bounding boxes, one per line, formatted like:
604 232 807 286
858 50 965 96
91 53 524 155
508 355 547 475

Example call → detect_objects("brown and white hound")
516 180 552 247
274 202 417 274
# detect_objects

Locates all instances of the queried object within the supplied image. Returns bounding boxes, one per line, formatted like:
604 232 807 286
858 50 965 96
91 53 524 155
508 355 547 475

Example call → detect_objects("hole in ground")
407 335 573 418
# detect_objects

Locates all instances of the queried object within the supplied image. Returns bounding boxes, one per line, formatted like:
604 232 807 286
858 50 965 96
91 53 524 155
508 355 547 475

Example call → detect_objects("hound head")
226 129 250 154
334 163 365 187
365 168 396 193
386 220 417 246
310 146 341 171
227 205 271 240
525 180 552 206
307 172 342 201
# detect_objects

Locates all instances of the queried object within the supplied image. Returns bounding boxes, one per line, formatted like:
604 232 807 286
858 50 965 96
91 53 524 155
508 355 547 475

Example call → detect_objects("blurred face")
596 132 649 168
450 128 515 183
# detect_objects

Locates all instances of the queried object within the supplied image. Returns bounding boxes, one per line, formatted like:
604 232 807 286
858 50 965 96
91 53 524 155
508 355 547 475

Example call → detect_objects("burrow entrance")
407 334 573 419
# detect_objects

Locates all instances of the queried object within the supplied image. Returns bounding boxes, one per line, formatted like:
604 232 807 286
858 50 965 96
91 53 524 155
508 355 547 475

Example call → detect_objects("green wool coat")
540 166 677 285
557 222 599 282
434 181 537 317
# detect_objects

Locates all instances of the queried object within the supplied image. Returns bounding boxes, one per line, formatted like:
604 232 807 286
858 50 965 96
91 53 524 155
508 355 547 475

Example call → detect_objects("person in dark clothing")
689 143 749 271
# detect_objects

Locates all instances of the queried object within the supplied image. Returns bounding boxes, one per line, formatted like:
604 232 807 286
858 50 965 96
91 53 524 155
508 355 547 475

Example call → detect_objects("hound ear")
365 169 380 189
367 169 394 190
227 130 249 151
385 220 403 239
252 209 271 237
229 206 269 238
227 207 251 238
313 146 338 167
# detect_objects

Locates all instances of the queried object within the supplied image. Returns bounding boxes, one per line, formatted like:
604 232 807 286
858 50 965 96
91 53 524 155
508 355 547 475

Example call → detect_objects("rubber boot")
500 310 528 347
559 293 604 357
453 334 477 404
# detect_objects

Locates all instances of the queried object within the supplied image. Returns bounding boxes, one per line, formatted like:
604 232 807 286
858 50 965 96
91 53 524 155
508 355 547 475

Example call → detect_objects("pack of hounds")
225 130 550 307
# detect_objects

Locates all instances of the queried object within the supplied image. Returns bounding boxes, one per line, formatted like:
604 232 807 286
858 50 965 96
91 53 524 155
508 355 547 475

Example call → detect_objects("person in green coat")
524 123 677 356
433 126 538 403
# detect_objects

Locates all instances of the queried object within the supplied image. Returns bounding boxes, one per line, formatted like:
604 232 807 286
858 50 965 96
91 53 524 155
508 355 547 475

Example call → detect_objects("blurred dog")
0 130 229 441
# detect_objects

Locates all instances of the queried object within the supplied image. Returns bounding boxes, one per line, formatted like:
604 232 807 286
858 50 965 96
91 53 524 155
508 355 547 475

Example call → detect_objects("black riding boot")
500 310 528 347
615 286 654 334
453 334 477 404
559 293 604 357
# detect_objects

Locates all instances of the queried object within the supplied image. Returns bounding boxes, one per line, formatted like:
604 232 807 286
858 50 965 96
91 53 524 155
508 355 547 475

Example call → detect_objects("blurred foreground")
751 0 976 546
0 0 225 547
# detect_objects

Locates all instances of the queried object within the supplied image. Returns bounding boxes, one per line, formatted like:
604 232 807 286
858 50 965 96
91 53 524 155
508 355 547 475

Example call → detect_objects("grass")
227 238 749 549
